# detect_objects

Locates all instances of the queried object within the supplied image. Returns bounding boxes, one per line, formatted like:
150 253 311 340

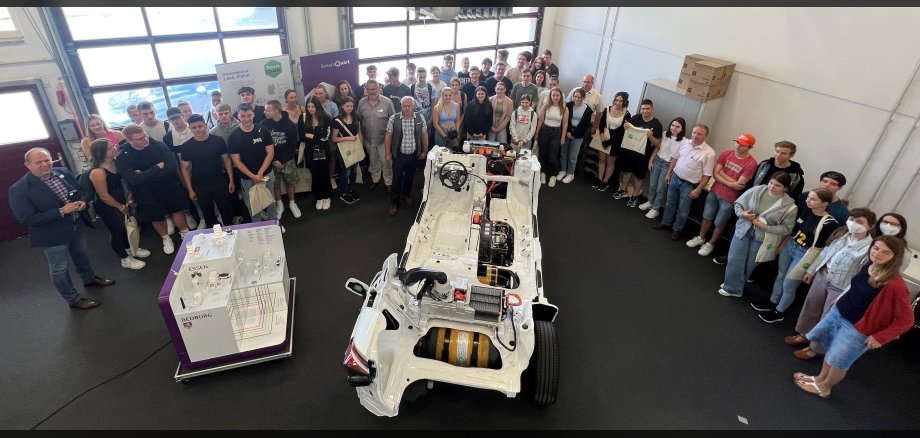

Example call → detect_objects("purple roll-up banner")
300 48 359 98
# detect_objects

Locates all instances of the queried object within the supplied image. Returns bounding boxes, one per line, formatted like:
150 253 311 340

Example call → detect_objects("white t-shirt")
656 135 689 161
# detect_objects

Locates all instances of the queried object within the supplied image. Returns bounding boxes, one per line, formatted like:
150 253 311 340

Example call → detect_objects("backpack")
77 167 97 203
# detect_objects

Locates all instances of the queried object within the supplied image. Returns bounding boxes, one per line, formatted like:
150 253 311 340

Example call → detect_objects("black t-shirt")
483 76 513 97
115 139 181 190
382 83 412 115
790 210 839 249
259 116 299 164
628 114 663 156
227 126 274 180
180 135 228 187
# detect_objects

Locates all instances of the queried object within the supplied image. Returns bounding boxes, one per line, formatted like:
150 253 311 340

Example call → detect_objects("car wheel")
530 320 559 406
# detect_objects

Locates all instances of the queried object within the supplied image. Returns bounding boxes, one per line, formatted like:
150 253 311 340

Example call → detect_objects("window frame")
0 7 25 40
348 7 543 80
51 7 288 127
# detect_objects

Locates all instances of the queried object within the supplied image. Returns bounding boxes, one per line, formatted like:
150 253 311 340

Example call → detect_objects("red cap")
735 133 755 147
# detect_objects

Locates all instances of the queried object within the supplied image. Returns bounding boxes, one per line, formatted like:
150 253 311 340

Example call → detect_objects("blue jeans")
336 151 358 194
770 242 809 313
661 174 696 231
239 171 279 221
42 221 95 304
703 191 734 228
721 227 762 295
647 157 669 208
560 137 583 175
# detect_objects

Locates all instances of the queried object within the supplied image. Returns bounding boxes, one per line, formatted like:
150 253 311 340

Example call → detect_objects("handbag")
335 119 366 168
786 215 834 281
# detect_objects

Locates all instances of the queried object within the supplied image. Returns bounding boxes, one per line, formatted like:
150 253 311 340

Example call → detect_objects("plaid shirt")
42 175 78 222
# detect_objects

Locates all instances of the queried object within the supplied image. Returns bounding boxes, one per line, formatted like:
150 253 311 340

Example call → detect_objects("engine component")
477 265 520 289
478 220 514 266
416 327 502 369
469 284 504 322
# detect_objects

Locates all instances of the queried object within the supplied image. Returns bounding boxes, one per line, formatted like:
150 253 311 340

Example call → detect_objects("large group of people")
8 46 915 402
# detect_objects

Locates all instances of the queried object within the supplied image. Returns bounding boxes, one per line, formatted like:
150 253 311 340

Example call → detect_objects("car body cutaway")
343 142 559 417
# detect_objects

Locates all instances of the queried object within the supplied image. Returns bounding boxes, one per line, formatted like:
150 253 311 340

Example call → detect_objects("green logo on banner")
264 60 282 78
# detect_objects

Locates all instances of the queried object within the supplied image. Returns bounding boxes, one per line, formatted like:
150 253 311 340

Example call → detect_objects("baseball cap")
237 86 255 95
166 107 182 120
735 133 755 147
386 67 400 77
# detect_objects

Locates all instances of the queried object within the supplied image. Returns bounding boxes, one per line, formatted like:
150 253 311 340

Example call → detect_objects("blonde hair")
433 86 455 117
85 114 111 140
541 87 566 115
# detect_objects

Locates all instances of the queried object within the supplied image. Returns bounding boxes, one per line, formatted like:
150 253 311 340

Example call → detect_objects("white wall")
543 7 920 247
285 7 342 97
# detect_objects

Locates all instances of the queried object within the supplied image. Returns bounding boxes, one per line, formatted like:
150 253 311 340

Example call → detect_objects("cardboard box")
685 78 730 102
676 73 692 90
680 54 735 86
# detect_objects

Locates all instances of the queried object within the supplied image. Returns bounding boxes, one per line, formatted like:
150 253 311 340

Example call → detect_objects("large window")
53 7 286 127
350 7 542 86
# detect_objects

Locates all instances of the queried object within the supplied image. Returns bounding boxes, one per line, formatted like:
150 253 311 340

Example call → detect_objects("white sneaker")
289 201 302 218
556 170 566 180
698 242 715 256
162 237 175 255
276 200 285 216
638 201 652 211
645 209 659 219
548 176 557 187
186 214 198 230
281 225 286 234
166 217 175 235
331 178 338 190
562 174 575 184
686 236 706 248
540 173 546 184
121 256 146 269
196 220 206 230
315 200 322 210
322 198 331 210
179 229 189 240
131 248 151 258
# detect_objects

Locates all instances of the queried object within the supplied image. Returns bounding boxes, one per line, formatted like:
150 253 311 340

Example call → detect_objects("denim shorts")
806 306 868 370
702 191 734 228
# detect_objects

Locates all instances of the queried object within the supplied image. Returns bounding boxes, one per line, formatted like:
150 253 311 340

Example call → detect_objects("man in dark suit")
8 148 114 310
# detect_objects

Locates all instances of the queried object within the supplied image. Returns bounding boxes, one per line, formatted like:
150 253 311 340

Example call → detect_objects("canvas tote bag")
335 118 366 168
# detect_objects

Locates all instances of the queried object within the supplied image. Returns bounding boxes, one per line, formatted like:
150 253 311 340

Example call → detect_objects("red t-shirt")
710 149 757 202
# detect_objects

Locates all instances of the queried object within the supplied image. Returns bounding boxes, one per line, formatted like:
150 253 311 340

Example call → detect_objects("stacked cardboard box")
676 54 735 101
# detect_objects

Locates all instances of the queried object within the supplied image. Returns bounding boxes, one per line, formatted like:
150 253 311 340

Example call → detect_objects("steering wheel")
439 160 469 191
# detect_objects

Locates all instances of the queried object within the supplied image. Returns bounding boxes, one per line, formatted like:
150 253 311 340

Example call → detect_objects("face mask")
846 219 867 235
879 222 901 236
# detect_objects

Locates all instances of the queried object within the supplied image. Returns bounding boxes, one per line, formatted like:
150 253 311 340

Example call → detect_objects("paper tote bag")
125 214 140 257
248 181 275 216
621 125 649 154
335 119 366 168
588 129 611 152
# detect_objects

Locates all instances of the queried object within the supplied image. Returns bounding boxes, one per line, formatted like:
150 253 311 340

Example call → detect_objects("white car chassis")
343 143 559 417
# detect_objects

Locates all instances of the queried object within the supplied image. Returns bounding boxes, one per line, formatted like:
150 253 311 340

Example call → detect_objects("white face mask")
879 222 901 236
846 218 867 235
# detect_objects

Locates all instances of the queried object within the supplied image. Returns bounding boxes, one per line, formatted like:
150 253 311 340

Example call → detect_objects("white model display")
342 142 560 417
159 222 291 370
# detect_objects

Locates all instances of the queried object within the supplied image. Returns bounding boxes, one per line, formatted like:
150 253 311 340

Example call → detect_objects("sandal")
784 333 808 346
794 347 820 360
793 372 815 383
795 378 830 399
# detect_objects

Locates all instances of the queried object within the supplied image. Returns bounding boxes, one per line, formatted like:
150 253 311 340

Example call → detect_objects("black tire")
531 320 559 406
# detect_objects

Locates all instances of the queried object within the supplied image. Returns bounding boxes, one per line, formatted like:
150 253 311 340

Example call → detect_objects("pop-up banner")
215 55 294 109
300 48 359 96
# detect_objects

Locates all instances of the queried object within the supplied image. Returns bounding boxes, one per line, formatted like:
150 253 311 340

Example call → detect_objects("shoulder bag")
335 118 366 168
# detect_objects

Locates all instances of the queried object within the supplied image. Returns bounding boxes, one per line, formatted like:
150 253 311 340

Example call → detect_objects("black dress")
304 122 333 200
91 167 130 259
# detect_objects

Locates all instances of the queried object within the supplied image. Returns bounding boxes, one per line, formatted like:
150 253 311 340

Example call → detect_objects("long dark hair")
306 95 330 127
665 117 686 141
466 86 491 116
336 96 358 123
89 139 112 168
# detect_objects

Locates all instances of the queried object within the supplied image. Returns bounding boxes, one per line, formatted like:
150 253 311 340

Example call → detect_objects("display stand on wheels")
157 220 295 382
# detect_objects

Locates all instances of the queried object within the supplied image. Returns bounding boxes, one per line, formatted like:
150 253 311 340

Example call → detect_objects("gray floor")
2 172 918 430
